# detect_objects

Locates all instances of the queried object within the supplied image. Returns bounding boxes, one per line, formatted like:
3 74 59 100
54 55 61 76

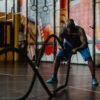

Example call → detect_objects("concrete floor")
0 62 100 100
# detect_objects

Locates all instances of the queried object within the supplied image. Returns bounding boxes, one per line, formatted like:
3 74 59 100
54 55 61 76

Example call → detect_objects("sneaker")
47 76 58 84
92 78 98 86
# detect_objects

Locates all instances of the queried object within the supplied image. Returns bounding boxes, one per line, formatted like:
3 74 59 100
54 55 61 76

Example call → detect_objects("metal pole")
26 0 28 58
5 0 7 62
53 0 56 59
12 0 15 62
36 0 38 63
92 0 96 74
68 0 70 19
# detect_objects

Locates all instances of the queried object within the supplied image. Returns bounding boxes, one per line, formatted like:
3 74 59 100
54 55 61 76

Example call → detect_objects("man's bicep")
79 29 87 45
80 35 85 43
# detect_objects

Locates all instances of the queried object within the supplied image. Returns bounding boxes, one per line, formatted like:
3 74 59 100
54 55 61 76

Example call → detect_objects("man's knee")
87 57 93 64
87 57 92 61
54 56 61 64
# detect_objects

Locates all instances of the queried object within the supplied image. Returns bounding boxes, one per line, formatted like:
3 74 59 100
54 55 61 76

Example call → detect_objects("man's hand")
59 47 66 51
72 48 77 54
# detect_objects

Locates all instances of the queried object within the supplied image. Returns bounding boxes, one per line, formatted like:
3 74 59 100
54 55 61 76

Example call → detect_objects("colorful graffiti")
39 24 54 55
19 0 55 57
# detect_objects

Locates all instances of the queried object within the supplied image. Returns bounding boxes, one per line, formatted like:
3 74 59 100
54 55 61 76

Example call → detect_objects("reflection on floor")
0 62 100 100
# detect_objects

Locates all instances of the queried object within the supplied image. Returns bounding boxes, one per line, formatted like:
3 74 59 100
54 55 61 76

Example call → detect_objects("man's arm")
72 28 88 53
58 27 66 49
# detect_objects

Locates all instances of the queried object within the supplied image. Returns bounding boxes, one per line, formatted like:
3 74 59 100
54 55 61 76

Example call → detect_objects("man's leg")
47 47 72 84
87 57 98 85
79 48 98 86
47 47 66 84
53 56 61 78
47 56 61 84
87 57 95 78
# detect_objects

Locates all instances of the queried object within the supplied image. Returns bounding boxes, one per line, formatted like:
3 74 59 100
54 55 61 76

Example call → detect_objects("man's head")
66 19 76 33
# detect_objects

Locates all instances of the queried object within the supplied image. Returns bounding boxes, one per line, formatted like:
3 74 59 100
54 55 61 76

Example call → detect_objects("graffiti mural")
19 0 57 60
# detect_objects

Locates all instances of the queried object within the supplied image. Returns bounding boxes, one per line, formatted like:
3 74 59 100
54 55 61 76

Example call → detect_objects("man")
47 19 98 86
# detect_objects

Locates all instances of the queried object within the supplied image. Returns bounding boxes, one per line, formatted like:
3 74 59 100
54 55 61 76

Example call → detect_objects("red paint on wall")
60 0 67 8
41 24 55 55
18 0 22 7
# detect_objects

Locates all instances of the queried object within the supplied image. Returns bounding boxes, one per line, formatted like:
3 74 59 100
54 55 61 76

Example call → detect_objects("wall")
70 0 100 64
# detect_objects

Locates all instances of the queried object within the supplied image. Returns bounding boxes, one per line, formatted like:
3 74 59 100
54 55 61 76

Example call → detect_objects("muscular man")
47 19 98 86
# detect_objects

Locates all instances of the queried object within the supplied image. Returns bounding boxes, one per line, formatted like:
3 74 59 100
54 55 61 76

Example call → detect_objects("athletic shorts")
57 47 91 61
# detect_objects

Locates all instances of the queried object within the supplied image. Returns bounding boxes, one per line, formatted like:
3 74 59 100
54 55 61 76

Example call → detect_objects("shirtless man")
47 19 98 86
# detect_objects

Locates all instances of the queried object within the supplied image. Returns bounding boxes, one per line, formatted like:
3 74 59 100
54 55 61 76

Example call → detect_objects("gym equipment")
31 0 36 11
19 34 71 100
0 34 71 100
0 47 52 99
43 0 48 12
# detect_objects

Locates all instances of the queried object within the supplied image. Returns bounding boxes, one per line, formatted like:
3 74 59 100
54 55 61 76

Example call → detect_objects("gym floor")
0 62 100 100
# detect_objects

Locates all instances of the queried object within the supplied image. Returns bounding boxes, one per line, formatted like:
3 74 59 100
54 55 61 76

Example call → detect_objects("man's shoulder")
61 26 68 32
76 25 84 30
59 26 68 37
63 25 67 30
76 25 85 33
